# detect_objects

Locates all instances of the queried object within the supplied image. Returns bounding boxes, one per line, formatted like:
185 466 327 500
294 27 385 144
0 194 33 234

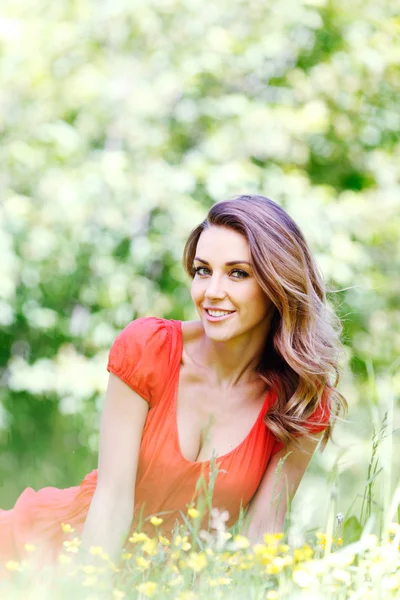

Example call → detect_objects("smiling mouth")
205 309 236 321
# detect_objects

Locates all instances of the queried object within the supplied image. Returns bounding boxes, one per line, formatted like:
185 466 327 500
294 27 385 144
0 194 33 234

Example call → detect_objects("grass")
1 385 399 599
1 510 399 599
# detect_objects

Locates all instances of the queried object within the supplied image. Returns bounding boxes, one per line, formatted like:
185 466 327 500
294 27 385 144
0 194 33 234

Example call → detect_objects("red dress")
0 317 329 562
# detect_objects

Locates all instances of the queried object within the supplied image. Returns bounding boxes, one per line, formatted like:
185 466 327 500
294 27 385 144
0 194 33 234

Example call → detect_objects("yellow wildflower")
174 535 191 551
88 547 109 561
89 545 104 555
265 556 286 575
188 507 200 519
136 581 158 598
58 554 72 565
238 553 254 570
121 552 133 560
61 523 75 533
226 551 240 566
63 537 81 553
5 561 20 571
177 592 197 600
174 535 186 546
143 538 158 556
388 522 400 536
315 532 326 547
337 537 343 546
218 577 233 585
82 575 97 587
24 543 36 552
82 565 98 575
234 534 250 549
159 535 170 546
136 556 151 570
186 552 207 572
129 532 150 544
294 544 313 562
266 592 279 600
253 546 274 565
264 532 284 545
150 516 163 527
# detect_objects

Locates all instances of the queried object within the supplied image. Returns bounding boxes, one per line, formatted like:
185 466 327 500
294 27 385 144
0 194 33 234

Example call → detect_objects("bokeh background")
1 0 399 534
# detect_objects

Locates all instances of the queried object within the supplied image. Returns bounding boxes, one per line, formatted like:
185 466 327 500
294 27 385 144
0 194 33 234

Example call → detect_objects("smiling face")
191 226 273 342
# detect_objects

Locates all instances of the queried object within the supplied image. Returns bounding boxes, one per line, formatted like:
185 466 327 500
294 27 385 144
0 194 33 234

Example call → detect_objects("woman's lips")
204 309 236 322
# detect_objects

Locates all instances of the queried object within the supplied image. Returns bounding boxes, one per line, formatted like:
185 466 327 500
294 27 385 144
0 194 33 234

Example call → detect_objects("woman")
0 194 346 565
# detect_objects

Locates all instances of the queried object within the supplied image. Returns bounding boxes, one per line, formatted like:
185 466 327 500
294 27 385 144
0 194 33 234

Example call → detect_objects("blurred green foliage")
0 0 399 528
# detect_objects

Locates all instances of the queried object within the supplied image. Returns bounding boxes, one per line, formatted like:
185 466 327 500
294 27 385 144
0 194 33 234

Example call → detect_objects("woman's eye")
192 266 248 279
193 266 210 276
231 269 249 279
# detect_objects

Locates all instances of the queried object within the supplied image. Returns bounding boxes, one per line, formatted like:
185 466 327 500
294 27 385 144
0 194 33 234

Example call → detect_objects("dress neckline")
171 319 273 466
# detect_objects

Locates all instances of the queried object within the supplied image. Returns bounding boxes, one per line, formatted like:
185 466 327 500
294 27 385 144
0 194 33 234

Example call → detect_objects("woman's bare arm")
244 434 323 543
80 372 148 561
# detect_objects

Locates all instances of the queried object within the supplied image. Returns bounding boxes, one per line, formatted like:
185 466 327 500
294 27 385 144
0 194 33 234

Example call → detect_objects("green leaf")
343 516 363 545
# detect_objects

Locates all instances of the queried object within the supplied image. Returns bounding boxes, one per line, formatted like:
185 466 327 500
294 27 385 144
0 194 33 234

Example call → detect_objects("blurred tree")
0 0 398 513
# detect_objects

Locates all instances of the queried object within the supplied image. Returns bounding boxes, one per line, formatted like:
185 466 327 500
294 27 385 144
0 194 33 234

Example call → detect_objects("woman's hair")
182 194 347 450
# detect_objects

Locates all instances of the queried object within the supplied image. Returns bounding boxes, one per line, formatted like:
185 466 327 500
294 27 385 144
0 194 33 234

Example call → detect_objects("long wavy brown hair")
182 194 347 450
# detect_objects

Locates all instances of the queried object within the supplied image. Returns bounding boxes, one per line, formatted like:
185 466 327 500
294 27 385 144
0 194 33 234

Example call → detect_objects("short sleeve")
271 389 331 455
106 317 170 404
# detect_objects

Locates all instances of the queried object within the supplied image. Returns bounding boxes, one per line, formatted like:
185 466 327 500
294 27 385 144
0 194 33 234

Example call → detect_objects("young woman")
0 195 346 564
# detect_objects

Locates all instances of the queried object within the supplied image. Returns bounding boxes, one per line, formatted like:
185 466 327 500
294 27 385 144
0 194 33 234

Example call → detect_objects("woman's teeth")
206 309 234 317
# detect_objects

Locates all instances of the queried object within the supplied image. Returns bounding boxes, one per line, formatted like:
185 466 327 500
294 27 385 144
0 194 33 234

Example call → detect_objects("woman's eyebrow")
194 257 252 266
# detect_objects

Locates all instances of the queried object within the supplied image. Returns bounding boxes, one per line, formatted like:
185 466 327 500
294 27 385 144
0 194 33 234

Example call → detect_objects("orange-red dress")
0 317 329 563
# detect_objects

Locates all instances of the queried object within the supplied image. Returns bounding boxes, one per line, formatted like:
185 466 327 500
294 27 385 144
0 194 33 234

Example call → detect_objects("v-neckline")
171 320 273 466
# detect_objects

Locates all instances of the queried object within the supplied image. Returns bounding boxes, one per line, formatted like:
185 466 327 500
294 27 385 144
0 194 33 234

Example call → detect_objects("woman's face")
191 226 273 342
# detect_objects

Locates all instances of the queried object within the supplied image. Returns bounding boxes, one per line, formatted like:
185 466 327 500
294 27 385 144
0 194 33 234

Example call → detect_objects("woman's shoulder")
107 316 182 403
180 319 205 363
117 315 178 338
111 316 205 367
110 316 205 359
107 316 172 367
181 319 204 344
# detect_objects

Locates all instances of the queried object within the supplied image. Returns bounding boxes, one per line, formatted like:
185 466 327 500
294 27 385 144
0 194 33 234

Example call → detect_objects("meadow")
2 406 399 599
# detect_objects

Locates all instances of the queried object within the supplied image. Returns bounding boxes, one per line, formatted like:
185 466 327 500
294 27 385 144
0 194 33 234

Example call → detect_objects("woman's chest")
175 364 269 463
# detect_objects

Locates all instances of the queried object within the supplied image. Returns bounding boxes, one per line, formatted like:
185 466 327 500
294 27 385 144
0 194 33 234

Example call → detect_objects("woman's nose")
204 274 226 299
